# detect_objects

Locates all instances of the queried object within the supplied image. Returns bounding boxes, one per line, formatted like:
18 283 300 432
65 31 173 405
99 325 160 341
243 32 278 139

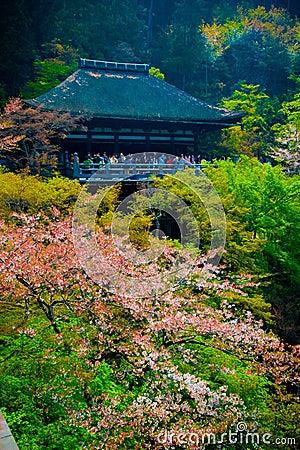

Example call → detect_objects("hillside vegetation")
0 1 299 448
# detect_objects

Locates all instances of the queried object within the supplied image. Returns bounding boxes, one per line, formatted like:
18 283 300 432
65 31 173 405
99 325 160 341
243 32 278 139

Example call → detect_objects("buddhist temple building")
27 58 244 168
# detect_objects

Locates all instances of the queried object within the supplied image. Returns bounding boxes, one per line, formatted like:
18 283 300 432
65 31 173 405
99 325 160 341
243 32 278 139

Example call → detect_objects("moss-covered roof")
27 58 243 125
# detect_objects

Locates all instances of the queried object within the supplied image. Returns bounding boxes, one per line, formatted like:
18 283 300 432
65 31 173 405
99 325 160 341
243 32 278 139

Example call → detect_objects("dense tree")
0 0 35 97
218 83 271 157
200 6 297 100
264 75 300 169
152 23 206 91
1 1 300 102
20 42 78 99
0 98 83 174
203 157 300 342
0 211 299 448
151 0 207 91
0 170 81 220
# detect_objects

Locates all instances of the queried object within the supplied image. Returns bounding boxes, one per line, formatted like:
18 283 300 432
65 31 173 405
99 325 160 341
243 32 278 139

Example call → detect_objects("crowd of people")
70 151 206 170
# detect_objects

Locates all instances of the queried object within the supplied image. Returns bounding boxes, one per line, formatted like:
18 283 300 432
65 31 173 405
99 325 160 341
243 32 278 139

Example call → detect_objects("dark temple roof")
27 58 243 125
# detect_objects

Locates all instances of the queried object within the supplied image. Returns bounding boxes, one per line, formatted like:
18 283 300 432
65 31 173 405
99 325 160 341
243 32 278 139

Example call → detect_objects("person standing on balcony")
73 152 80 178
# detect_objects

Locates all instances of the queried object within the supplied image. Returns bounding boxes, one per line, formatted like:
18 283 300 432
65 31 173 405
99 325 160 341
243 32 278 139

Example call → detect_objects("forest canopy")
1 0 300 104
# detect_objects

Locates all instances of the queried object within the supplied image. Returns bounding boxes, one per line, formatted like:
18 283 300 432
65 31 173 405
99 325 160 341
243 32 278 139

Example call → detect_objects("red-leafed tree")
0 97 83 174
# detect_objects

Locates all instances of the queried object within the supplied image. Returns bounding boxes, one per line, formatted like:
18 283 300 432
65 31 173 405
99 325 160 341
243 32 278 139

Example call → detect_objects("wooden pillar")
146 132 151 152
87 129 92 156
170 131 175 155
114 133 119 155
64 149 69 176
193 132 199 155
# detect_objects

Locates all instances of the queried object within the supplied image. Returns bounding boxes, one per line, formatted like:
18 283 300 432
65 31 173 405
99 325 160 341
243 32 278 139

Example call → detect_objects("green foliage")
150 159 299 332
0 170 81 220
0 321 96 449
128 212 154 248
204 157 300 276
204 5 294 99
152 18 206 91
155 168 263 273
268 76 300 168
149 66 165 80
222 83 269 131
172 342 272 411
0 83 6 109
74 183 122 231
44 176 82 216
21 61 76 99
153 170 212 249
277 77 300 130
203 157 300 338
220 83 271 156
20 41 78 99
